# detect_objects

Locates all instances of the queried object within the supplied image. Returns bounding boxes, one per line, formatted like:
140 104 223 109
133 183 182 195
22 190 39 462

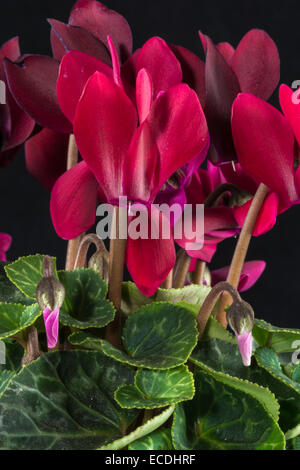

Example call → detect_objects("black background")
0 0 299 327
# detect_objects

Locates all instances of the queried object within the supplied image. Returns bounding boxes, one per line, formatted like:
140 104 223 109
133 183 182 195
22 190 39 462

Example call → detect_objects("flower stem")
204 183 241 207
74 234 109 270
217 183 269 326
22 326 41 366
65 135 84 271
173 249 191 288
105 205 127 348
161 270 173 289
197 281 241 338
192 260 206 285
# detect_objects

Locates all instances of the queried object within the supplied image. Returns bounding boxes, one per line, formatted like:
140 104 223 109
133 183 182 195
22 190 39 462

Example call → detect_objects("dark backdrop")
0 0 299 327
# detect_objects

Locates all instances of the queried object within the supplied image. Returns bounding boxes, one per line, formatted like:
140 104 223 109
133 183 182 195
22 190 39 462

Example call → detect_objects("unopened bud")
88 251 109 283
226 300 254 367
36 257 65 349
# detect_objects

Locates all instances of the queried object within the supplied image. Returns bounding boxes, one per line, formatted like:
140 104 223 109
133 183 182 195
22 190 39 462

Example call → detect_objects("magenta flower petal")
279 84 300 148
136 68 153 123
4 55 72 133
201 33 240 164
211 260 266 292
232 93 298 205
216 42 235 65
57 50 112 123
234 192 279 236
126 206 176 297
236 330 252 366
231 29 280 100
43 306 60 349
49 18 111 64
0 37 21 63
146 83 209 193
69 0 133 62
134 37 182 98
2 89 35 151
50 161 99 240
123 122 160 203
74 71 138 203
25 128 69 191
0 233 12 260
169 44 206 107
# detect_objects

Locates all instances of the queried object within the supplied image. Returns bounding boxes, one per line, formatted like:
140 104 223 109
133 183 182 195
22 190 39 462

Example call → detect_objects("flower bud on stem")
197 281 254 366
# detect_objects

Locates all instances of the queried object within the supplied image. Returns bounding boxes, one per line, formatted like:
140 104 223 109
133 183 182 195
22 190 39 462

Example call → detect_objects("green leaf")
0 303 41 340
0 370 14 398
5 255 57 299
0 339 24 373
100 302 198 369
128 429 174 450
121 282 213 315
201 317 235 344
171 369 285 450
254 347 300 432
253 319 300 353
58 269 115 329
292 364 300 384
115 366 194 409
190 339 280 421
68 332 103 351
286 436 300 450
0 351 139 450
99 405 175 450
0 262 34 305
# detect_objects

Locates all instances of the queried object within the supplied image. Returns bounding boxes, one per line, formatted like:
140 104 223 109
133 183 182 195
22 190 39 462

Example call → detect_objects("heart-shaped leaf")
0 350 138 450
5 255 58 299
128 428 174 450
0 338 24 373
100 302 198 369
115 366 194 409
0 303 41 340
121 282 213 315
0 370 14 398
58 269 115 329
253 319 300 353
190 339 280 421
172 369 285 450
0 262 34 305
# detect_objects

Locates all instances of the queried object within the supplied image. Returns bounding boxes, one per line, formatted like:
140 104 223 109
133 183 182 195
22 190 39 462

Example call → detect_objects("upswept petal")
146 83 209 193
57 50 112 123
73 71 138 203
50 161 99 240
133 37 182 99
201 33 240 164
0 233 12 253
231 29 280 100
123 121 160 203
25 129 69 191
4 55 72 133
136 68 153 123
169 44 206 107
69 0 133 62
211 260 266 292
0 37 21 64
126 205 176 296
233 191 279 236
216 42 235 65
232 93 298 205
279 84 300 148
49 18 111 64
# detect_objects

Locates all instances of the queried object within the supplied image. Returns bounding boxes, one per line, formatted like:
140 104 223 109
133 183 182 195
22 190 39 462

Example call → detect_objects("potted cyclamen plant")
0 0 300 452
